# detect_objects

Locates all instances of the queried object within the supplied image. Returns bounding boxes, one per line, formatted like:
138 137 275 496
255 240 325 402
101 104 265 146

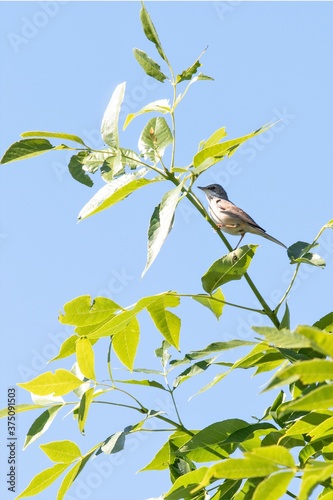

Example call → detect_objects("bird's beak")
198 186 204 191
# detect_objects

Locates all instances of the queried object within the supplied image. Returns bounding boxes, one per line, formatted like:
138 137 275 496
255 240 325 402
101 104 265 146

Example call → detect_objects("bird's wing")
216 199 266 232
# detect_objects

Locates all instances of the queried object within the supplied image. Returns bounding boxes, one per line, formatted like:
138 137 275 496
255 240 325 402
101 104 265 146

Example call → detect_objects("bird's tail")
261 231 287 249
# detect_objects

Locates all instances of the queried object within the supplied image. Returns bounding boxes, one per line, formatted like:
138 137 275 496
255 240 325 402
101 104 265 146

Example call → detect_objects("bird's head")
198 184 229 201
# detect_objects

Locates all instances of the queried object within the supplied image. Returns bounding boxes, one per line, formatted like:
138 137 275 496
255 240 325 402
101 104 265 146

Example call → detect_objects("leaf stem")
170 292 266 315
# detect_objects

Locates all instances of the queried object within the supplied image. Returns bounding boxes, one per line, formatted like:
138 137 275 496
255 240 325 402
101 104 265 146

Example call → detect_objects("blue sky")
0 2 333 500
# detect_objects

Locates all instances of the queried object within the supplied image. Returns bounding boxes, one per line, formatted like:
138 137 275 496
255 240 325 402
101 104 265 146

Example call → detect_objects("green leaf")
78 169 161 221
201 245 258 293
40 440 82 463
192 289 225 319
146 294 181 349
59 295 121 327
0 403 59 418
309 414 333 441
252 471 295 500
211 480 242 500
155 339 171 368
115 379 166 390
101 82 126 147
49 335 79 362
164 467 208 500
296 325 333 357
176 48 207 84
20 130 87 146
253 326 313 349
24 405 63 449
201 126 228 149
139 3 168 62
314 312 333 333
279 385 333 416
16 463 69 499
123 99 170 129
298 462 333 500
265 359 333 391
138 116 173 162
18 369 83 396
173 358 217 388
133 48 167 82
192 123 275 171
78 387 95 434
187 340 256 360
280 303 290 329
112 317 140 371
284 411 333 438
76 337 96 381
180 419 248 454
288 241 326 267
101 431 127 454
120 148 142 169
56 460 82 500
142 184 183 277
1 138 55 164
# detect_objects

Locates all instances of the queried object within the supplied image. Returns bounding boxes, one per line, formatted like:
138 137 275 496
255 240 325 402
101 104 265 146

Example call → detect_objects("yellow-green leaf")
252 471 295 500
18 369 82 397
40 440 82 463
76 338 96 381
78 388 95 434
24 405 63 449
16 463 69 499
112 317 140 371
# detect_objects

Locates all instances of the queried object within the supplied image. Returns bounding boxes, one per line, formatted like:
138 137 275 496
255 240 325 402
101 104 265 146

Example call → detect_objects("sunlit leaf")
176 48 207 83
202 245 258 293
18 369 83 397
296 325 333 357
146 293 181 349
279 385 333 416
164 467 208 500
173 358 217 388
142 184 183 276
112 317 140 371
265 359 333 391
101 82 126 148
78 387 95 434
298 462 333 500
40 440 82 463
252 471 295 500
59 295 121 327
76 337 96 381
16 463 69 499
138 117 173 162
23 405 63 449
20 130 87 146
124 99 170 129
192 289 225 319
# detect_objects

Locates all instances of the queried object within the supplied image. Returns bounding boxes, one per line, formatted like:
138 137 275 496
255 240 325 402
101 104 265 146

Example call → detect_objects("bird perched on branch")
198 184 287 250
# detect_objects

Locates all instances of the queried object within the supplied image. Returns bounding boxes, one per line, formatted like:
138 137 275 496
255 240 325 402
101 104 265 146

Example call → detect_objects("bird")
198 184 287 250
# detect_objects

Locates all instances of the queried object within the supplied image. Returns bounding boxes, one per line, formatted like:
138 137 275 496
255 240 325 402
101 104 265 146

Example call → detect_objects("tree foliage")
1 4 333 500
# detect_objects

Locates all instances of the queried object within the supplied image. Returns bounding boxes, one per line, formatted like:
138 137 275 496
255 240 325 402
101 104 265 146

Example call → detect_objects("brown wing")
216 199 266 232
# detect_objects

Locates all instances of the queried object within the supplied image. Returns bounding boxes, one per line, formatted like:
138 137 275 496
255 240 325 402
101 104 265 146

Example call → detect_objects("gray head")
198 184 229 201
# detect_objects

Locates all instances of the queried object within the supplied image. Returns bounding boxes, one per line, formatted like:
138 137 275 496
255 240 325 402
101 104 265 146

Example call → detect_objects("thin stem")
171 292 266 315
93 400 143 413
285 490 297 499
274 263 300 315
107 339 114 386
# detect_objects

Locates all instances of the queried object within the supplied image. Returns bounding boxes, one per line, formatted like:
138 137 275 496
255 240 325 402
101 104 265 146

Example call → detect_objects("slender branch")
274 263 300 315
170 292 266 315
107 339 114 386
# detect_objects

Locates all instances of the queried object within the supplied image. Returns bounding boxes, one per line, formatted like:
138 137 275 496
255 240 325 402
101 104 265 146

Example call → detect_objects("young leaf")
76 337 96 381
56 460 82 500
142 183 183 276
23 405 63 449
176 47 207 84
200 126 227 149
280 303 290 329
288 241 326 267
40 440 82 463
78 387 95 434
192 288 226 320
140 3 168 62
124 99 170 130
133 48 167 82
59 295 121 327
49 335 79 362
18 369 83 397
101 82 126 148
112 317 140 371
138 117 173 162
1 138 55 164
68 151 94 187
21 130 87 147
146 294 181 349
16 463 69 499
192 122 275 171
78 169 162 221
201 245 258 294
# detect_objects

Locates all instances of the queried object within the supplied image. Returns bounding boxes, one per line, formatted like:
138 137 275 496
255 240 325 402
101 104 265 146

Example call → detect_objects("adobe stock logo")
7 2 68 54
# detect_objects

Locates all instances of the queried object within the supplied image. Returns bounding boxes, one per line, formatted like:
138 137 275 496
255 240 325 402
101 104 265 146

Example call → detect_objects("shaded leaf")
202 245 258 293
288 241 326 267
101 431 127 454
23 405 63 449
140 3 168 62
173 358 217 388
314 312 333 333
101 82 126 148
142 184 183 276
115 379 166 390
133 48 167 82
280 303 290 329
1 138 55 164
78 387 95 434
